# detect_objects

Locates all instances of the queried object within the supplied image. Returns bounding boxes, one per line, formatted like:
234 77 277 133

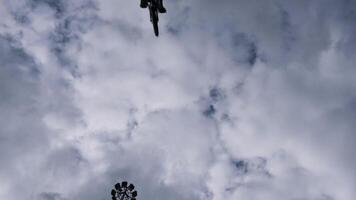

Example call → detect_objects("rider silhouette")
140 0 166 13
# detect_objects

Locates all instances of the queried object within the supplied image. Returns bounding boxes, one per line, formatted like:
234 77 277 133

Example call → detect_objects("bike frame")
148 0 159 36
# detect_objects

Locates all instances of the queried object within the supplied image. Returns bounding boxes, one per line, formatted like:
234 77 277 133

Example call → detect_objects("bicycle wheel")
153 21 159 36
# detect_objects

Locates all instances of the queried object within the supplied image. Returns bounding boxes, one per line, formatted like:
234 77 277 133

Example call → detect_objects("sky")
0 0 356 200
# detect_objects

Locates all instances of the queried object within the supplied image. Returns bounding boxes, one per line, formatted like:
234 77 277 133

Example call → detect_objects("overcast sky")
0 0 356 200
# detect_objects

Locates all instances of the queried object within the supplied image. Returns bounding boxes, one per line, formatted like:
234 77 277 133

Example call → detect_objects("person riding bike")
140 0 166 13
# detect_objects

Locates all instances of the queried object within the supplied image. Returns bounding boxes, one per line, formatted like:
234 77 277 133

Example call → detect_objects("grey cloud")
39 192 66 200
1 0 356 200
0 34 50 200
30 0 67 17
0 4 85 199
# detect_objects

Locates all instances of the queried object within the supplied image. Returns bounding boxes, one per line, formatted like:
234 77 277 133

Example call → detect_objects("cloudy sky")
1 0 356 200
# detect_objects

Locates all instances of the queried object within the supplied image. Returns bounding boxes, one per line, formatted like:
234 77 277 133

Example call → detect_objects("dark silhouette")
111 181 138 200
140 0 167 36
140 0 166 13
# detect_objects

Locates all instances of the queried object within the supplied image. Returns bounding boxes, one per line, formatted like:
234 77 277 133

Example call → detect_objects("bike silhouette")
141 0 166 37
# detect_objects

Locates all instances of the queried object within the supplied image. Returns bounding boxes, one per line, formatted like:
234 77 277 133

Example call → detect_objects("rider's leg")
158 0 166 13
140 0 148 8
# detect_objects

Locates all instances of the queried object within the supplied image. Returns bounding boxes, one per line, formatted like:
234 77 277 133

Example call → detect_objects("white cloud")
0 0 355 200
